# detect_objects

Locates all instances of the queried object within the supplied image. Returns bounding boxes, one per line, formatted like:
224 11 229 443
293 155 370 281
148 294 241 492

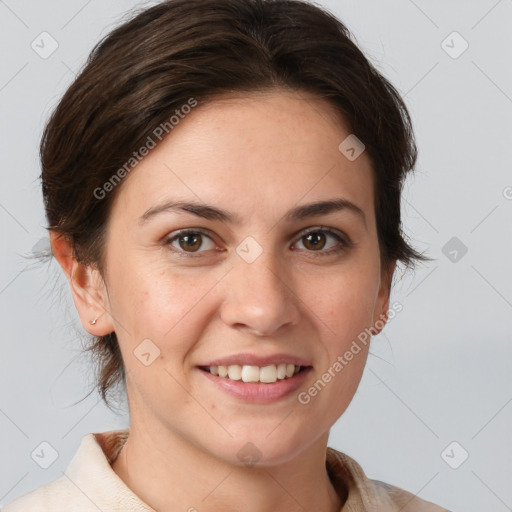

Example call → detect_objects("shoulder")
371 479 451 511
326 446 451 511
2 430 139 512
1 475 92 512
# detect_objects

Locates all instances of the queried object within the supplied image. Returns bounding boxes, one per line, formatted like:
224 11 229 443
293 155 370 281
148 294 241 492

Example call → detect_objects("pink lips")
197 352 313 403
198 365 312 404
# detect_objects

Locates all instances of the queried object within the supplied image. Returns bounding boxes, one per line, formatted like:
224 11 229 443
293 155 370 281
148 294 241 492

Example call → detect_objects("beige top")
3 429 450 511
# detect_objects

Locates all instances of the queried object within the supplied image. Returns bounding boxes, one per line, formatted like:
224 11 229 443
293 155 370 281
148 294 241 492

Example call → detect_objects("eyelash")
163 227 352 258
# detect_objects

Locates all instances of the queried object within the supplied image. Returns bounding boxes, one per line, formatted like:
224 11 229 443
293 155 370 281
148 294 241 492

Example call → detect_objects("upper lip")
200 353 312 368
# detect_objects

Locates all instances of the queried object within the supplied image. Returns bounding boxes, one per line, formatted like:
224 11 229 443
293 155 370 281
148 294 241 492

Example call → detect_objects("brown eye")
294 228 350 255
302 231 328 251
165 230 216 254
179 233 202 252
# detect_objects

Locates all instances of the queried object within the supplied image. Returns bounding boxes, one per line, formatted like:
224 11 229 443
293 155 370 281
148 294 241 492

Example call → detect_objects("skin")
51 89 395 512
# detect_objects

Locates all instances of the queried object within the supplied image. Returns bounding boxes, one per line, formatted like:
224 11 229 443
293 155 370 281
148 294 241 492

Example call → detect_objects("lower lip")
198 367 312 404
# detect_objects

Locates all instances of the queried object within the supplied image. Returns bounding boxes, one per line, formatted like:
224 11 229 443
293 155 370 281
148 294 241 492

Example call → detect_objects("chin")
211 427 316 468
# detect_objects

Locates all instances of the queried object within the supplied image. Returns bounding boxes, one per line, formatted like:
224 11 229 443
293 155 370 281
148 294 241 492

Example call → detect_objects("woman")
3 0 450 510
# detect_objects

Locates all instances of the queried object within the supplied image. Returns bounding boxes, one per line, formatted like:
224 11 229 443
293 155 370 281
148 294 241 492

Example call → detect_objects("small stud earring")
90 318 98 325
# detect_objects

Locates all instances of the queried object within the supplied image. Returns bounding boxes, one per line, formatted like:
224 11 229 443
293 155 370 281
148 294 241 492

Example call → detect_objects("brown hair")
40 0 429 410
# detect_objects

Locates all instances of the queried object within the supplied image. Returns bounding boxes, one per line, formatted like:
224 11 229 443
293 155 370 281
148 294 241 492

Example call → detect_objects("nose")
219 248 301 337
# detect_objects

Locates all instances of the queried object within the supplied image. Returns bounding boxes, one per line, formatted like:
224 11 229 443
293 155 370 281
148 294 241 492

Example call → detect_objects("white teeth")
259 365 277 383
207 364 302 383
241 365 260 383
227 365 242 380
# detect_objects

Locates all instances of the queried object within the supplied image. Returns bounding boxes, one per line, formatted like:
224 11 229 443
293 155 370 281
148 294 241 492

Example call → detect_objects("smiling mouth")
199 364 310 384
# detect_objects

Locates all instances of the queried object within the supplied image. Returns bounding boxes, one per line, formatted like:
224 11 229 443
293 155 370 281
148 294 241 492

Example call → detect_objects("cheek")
306 264 381 341
107 255 221 353
298 273 376 420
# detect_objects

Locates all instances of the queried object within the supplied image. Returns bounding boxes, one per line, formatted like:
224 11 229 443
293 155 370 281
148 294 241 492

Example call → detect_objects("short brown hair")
40 0 429 409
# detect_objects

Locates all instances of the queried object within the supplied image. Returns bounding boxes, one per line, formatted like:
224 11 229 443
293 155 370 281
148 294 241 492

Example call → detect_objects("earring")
90 318 98 325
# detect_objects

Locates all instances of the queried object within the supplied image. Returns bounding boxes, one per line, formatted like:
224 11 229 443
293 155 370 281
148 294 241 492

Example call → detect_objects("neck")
111 423 345 512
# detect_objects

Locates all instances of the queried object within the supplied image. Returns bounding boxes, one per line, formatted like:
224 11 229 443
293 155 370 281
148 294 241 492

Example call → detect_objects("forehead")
155 89 358 166
111 89 375 224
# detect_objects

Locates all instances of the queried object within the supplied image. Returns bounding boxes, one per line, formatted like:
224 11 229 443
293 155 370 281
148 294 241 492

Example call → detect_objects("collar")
65 429 381 511
65 429 155 511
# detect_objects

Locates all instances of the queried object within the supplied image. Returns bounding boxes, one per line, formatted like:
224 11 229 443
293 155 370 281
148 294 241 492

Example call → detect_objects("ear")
371 260 396 336
50 231 114 336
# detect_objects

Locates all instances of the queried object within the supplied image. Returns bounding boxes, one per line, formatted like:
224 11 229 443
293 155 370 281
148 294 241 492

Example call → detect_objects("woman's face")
95 90 393 465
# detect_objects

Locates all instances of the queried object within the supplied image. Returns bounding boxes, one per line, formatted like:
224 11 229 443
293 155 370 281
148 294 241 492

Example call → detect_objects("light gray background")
1 1 511 510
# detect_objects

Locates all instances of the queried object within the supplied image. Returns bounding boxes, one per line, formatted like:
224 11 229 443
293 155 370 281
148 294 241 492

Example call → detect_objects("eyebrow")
139 197 366 228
